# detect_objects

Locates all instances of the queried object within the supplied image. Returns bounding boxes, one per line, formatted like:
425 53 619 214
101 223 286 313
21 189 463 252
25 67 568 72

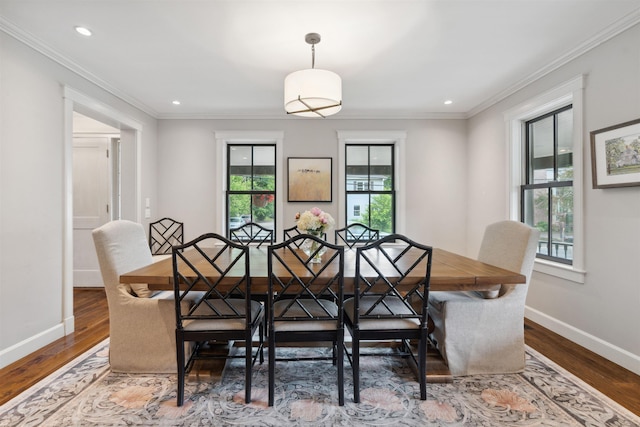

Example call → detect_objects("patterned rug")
1 339 638 426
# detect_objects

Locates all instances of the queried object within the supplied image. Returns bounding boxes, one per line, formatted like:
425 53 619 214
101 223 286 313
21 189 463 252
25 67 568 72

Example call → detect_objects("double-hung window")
226 144 276 236
345 144 395 235
522 106 573 264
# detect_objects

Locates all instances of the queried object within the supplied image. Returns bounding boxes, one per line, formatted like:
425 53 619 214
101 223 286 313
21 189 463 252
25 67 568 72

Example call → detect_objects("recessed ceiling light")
75 26 92 37
172 100 181 105
444 100 453 105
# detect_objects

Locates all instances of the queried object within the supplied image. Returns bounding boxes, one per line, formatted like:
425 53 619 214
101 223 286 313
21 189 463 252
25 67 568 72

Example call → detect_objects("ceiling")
1 0 640 120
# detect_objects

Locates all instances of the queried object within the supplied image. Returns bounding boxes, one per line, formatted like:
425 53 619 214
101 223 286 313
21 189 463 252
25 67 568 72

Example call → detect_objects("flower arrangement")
295 207 335 235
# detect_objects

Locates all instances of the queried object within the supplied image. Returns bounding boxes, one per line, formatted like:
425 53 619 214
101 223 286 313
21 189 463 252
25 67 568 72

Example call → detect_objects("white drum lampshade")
284 33 342 118
284 69 342 117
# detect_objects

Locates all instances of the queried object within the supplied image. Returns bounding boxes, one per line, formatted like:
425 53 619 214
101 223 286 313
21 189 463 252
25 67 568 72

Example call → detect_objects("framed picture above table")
287 157 332 202
590 118 640 189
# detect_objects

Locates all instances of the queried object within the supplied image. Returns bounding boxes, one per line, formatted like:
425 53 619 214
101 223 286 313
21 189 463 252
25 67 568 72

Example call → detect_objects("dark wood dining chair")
172 233 264 406
149 217 184 255
230 222 274 248
344 234 432 403
334 222 380 248
267 233 345 406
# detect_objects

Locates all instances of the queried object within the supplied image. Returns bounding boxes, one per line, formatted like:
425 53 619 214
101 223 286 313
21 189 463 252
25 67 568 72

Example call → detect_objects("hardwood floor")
0 288 109 406
524 317 640 416
1 288 639 417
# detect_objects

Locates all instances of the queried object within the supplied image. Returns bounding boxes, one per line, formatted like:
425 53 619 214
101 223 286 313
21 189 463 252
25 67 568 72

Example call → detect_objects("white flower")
295 207 335 234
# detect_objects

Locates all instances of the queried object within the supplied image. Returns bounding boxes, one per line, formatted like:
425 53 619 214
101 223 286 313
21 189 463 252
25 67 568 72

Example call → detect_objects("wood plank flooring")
1 288 639 417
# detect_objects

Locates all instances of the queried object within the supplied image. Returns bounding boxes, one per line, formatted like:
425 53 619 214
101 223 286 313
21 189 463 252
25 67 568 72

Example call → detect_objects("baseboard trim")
0 324 65 369
525 306 640 376
64 315 75 335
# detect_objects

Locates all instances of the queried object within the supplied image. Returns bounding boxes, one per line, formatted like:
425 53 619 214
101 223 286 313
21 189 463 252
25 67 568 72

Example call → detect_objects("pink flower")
296 208 334 233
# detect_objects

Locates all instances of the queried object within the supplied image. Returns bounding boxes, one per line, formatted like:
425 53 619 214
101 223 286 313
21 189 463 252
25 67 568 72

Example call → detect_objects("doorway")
72 112 120 286
63 86 143 335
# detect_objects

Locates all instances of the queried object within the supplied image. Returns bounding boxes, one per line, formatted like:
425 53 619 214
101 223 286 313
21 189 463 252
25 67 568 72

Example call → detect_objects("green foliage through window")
345 144 394 234
227 145 276 233
522 105 573 264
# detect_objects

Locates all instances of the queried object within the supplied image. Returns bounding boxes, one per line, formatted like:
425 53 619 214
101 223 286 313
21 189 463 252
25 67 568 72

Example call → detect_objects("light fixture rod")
305 32 321 69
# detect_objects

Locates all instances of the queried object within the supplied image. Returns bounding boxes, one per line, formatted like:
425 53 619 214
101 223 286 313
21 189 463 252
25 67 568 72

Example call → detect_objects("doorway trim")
63 86 143 335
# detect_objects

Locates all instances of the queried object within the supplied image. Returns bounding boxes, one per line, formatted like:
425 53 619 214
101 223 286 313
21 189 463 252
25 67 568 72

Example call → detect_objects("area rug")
1 339 638 426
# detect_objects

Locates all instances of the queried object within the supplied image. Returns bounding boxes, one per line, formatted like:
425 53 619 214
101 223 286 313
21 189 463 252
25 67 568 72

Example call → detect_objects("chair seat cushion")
130 283 155 298
184 298 263 331
344 295 420 330
273 299 339 332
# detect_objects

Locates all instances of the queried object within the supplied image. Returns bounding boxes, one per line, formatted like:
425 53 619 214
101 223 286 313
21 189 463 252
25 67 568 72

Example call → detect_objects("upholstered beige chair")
92 220 201 373
428 220 539 376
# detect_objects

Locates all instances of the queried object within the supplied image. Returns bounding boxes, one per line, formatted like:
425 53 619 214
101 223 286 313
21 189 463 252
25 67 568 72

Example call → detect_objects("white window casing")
337 130 407 234
504 75 586 283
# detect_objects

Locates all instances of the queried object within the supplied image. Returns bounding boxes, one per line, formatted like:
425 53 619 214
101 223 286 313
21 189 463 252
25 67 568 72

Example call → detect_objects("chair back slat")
268 234 344 323
334 223 380 248
354 234 432 326
149 217 184 255
230 222 274 248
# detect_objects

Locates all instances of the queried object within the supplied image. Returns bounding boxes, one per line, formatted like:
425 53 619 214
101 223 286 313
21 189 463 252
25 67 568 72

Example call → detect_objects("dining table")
119 244 526 382
120 246 526 293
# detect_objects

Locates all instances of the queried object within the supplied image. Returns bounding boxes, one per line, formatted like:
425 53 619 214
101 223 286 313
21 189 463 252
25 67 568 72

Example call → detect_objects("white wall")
0 33 159 367
467 24 640 373
156 119 469 253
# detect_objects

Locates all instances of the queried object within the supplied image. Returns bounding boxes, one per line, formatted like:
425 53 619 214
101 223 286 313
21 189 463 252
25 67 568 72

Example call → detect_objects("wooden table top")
120 246 525 293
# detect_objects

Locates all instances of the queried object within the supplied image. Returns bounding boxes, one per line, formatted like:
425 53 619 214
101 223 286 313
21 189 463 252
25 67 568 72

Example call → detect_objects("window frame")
344 143 396 233
522 105 574 265
504 76 586 283
226 143 277 237
215 131 284 237
337 131 407 234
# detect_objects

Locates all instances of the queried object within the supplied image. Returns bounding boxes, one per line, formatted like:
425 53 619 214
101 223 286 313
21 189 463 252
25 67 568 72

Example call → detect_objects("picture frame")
590 118 640 189
287 157 332 202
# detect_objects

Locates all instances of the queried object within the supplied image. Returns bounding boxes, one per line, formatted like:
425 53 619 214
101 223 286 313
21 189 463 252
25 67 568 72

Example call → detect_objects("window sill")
533 258 585 283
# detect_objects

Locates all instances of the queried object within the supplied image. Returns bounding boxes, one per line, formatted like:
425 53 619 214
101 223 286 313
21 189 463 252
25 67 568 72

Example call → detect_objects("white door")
73 137 112 286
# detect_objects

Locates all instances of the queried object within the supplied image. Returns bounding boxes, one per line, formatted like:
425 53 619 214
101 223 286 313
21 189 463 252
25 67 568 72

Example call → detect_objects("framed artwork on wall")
287 157 332 202
590 118 640 189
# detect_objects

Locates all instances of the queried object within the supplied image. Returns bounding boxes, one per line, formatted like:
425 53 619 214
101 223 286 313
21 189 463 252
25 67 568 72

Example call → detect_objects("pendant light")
284 33 342 118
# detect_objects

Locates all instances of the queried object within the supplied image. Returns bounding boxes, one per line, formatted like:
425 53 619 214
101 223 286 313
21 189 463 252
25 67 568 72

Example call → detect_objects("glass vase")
302 231 326 264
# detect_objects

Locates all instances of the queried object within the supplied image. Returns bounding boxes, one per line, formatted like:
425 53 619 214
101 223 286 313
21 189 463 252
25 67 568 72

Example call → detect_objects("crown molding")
156 110 468 121
467 7 640 118
0 16 159 118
